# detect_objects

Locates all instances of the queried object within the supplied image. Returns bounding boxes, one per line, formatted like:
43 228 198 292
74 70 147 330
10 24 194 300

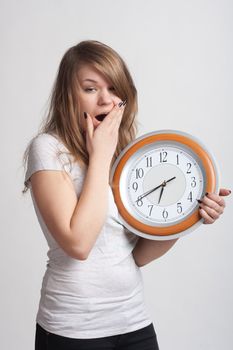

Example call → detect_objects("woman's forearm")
132 237 179 267
70 157 110 258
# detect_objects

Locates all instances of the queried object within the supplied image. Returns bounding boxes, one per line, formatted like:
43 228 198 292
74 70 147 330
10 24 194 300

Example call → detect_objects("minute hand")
165 176 176 184
137 183 163 201
136 176 176 201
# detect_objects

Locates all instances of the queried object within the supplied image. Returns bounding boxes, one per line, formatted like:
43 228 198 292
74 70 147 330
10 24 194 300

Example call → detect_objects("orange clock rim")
111 133 217 236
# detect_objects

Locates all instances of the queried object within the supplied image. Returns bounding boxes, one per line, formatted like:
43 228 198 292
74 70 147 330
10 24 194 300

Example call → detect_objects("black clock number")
186 163 192 174
132 182 138 192
148 205 154 216
135 168 144 179
176 154 179 165
162 209 168 220
187 191 193 202
136 198 143 207
191 177 196 188
177 202 182 214
146 156 153 168
160 151 168 163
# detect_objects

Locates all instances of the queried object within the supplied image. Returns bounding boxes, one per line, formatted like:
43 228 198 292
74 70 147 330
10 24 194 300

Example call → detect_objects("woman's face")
77 64 121 130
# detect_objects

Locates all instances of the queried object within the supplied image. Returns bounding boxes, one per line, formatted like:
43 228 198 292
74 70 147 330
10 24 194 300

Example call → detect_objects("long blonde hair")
22 40 138 194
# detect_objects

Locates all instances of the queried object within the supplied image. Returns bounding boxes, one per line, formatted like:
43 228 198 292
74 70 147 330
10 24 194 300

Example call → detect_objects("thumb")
219 188 231 196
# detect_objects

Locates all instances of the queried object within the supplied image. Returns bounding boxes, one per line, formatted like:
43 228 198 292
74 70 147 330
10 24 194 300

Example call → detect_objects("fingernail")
197 199 202 203
118 101 123 107
84 112 87 119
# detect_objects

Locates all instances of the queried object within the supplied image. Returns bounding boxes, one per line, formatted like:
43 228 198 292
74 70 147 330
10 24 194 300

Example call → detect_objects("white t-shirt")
25 133 152 339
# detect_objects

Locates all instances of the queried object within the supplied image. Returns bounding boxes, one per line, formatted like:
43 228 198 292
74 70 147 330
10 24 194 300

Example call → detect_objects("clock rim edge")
110 129 220 239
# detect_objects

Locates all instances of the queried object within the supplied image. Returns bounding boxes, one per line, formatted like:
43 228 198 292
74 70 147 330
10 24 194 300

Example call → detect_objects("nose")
97 89 114 106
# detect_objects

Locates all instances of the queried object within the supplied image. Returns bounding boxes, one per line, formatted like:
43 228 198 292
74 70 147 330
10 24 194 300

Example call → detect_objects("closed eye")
84 87 96 92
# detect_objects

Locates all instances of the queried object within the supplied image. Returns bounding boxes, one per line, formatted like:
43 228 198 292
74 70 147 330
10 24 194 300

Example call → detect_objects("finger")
199 207 215 224
103 101 126 127
111 102 126 130
219 188 231 196
112 107 125 132
199 203 222 220
101 103 120 124
200 193 225 210
85 112 94 139
101 109 124 137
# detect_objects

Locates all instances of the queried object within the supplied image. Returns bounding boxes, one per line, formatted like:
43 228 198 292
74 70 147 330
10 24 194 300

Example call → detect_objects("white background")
1 0 233 349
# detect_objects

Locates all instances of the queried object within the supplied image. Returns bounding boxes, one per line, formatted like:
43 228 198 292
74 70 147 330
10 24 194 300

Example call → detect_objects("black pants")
35 322 159 350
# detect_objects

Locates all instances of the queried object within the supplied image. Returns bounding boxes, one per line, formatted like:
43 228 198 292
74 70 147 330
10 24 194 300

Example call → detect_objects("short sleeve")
24 133 72 188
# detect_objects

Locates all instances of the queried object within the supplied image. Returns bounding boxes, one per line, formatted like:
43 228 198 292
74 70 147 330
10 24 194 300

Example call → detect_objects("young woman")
23 40 230 350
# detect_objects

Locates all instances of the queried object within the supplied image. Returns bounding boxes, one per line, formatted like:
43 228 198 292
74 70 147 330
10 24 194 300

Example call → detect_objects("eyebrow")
82 79 98 83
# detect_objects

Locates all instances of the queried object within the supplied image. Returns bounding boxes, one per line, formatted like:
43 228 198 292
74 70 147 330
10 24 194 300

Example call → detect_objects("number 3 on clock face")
110 130 220 240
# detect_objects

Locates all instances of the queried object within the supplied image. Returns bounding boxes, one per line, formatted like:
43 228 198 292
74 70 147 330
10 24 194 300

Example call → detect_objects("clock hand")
165 176 176 184
158 185 165 204
136 183 163 201
158 176 176 204
136 176 176 202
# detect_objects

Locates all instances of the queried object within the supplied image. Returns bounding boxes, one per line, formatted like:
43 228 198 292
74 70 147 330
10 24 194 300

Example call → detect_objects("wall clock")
110 130 220 240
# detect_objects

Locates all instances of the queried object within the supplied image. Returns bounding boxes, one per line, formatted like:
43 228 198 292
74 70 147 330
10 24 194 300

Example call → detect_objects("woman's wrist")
88 156 111 181
89 154 111 171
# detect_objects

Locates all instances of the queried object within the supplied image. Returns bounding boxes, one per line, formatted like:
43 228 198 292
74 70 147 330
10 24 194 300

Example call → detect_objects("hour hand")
158 186 164 204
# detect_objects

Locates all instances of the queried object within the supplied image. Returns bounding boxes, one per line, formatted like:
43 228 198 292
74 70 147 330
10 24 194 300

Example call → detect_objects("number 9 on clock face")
110 130 219 240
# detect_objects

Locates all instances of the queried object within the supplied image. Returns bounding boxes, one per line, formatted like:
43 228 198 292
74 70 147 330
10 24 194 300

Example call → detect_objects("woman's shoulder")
25 132 74 178
28 132 70 155
25 133 71 171
31 132 63 146
24 132 86 191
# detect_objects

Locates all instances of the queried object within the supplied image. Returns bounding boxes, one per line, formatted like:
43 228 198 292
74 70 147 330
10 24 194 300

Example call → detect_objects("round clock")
110 130 220 240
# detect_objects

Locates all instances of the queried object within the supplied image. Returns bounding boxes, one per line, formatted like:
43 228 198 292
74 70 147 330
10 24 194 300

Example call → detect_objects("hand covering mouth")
95 113 108 121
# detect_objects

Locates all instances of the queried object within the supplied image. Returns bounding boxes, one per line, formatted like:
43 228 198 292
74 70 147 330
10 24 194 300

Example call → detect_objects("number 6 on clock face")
110 130 220 240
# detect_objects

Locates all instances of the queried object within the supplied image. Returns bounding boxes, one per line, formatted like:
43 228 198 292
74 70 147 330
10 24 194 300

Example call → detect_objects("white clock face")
119 142 205 226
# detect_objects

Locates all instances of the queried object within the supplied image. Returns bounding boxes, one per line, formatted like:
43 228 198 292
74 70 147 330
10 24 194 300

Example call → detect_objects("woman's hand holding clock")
198 188 231 224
